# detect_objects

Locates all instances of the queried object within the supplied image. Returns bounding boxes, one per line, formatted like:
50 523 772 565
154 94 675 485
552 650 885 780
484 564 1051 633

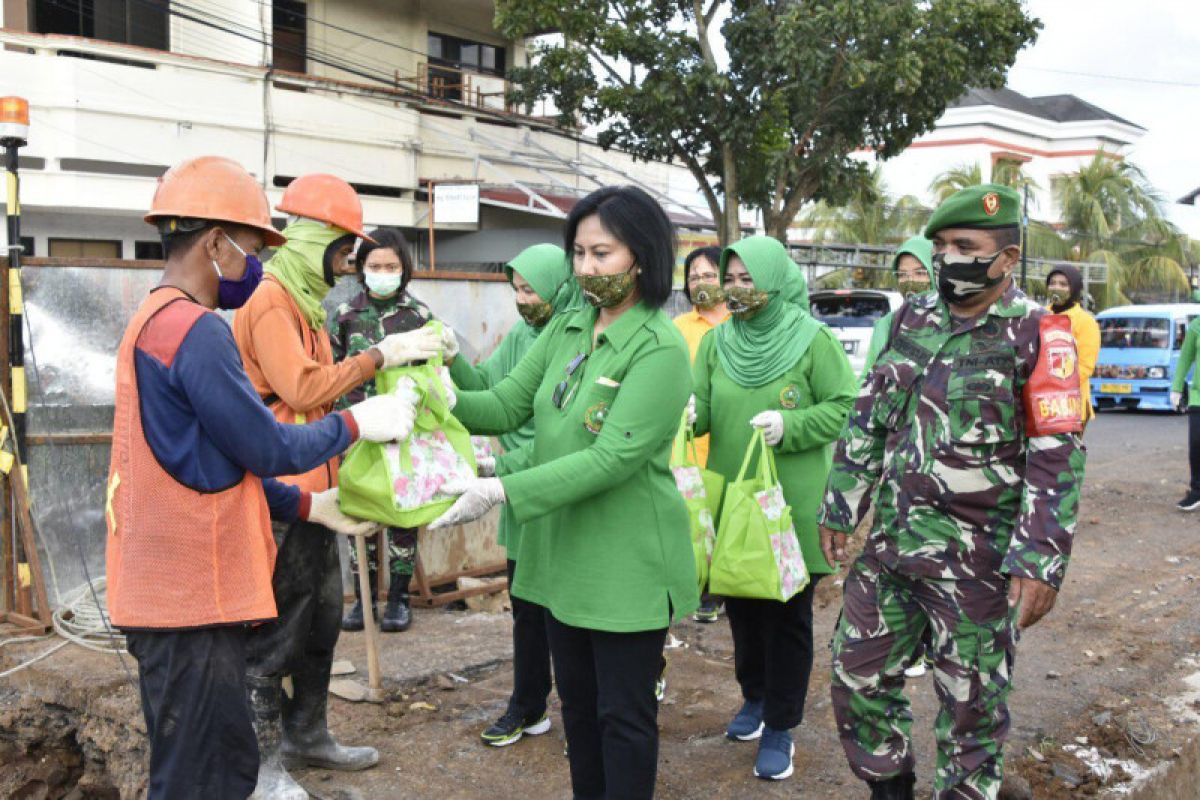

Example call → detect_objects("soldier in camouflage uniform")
329 228 432 633
818 185 1086 800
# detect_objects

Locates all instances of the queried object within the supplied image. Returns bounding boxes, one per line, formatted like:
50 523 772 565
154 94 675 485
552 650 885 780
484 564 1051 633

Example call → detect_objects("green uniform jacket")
450 330 536 554
1172 317 1200 407
692 324 857 576
452 302 700 632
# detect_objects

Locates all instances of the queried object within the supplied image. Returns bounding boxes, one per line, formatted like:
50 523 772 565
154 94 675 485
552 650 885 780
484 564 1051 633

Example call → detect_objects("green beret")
924 183 1020 238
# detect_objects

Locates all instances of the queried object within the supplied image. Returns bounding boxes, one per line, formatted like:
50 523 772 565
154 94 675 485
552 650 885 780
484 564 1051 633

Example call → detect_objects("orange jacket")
233 276 376 491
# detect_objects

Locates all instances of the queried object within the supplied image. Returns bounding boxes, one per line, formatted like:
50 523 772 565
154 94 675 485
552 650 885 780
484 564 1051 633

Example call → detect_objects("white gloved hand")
348 391 416 442
438 366 457 410
686 394 697 427
750 410 785 446
1171 390 1183 410
440 325 460 360
428 478 506 530
306 488 382 536
375 327 443 368
476 457 496 477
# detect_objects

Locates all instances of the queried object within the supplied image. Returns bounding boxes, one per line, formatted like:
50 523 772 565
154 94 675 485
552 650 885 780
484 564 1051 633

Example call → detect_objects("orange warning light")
0 97 29 126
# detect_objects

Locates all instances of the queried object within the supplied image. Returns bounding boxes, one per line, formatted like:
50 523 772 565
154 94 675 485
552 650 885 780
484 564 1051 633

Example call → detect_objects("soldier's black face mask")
934 251 1006 305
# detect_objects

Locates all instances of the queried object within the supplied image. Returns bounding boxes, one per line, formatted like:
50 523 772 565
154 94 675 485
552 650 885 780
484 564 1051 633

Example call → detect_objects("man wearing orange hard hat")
233 173 455 797
107 156 417 799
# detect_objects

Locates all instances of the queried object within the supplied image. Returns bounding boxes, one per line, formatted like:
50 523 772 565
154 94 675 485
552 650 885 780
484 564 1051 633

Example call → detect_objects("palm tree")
1053 153 1189 304
929 159 1040 204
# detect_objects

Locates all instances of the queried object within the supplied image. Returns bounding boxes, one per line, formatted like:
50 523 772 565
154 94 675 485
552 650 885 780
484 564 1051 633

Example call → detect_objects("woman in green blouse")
448 243 583 748
431 186 698 799
692 235 856 781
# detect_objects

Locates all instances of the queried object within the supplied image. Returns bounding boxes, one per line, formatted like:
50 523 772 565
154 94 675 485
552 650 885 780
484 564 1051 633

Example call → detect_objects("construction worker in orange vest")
232 173 452 798
106 156 417 799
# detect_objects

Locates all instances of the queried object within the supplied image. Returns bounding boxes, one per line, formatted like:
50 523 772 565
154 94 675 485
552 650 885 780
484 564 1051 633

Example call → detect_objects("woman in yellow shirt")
673 245 729 623
1046 265 1099 427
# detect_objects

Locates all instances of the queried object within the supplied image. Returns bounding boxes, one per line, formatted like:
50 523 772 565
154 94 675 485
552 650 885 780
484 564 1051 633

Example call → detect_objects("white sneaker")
904 661 928 678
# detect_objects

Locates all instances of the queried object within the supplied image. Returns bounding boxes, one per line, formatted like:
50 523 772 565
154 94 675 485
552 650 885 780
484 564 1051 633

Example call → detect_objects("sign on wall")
433 183 480 225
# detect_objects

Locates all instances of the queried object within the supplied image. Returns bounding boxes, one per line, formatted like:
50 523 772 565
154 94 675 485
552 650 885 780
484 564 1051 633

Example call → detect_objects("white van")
809 289 904 375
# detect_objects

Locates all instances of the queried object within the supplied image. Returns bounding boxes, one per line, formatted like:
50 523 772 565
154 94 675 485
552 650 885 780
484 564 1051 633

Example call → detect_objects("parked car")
809 289 904 375
1091 303 1200 412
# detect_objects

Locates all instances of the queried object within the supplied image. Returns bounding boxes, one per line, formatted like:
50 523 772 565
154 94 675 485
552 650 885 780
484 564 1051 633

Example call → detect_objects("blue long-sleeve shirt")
134 293 358 519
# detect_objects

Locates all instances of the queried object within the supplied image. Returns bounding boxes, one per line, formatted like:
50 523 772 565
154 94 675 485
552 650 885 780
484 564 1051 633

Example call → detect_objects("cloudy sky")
1007 0 1200 202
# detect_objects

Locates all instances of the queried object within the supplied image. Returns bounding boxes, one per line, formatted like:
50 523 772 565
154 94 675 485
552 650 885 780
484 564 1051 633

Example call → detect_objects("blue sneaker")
725 699 765 741
753 726 794 780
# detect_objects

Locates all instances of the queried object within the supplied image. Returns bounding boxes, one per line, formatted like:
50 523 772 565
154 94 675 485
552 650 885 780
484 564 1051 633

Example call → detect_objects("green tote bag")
670 419 722 593
338 348 477 528
708 429 809 602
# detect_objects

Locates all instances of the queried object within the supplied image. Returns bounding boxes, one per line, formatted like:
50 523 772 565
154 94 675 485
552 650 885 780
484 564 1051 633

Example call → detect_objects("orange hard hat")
145 156 286 247
276 173 375 243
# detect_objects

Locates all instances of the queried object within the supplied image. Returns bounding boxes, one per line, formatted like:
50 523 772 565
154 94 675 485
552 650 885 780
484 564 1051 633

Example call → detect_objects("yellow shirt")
673 308 730 464
1048 303 1100 421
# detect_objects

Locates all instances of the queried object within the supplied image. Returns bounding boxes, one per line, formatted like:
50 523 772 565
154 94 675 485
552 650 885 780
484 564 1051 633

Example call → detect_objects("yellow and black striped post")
0 98 28 466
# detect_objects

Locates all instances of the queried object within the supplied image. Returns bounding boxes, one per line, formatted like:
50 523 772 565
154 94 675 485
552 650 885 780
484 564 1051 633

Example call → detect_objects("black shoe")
1178 490 1200 511
341 600 364 631
381 574 412 632
869 773 916 800
481 709 551 747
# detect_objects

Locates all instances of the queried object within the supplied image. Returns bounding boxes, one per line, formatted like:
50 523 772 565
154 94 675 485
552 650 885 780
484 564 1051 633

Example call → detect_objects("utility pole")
1020 184 1029 292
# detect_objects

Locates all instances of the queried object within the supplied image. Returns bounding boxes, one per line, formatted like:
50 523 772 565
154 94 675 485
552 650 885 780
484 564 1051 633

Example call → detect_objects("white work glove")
440 325 460 360
306 488 382 536
1171 391 1183 410
476 457 496 477
375 327 443 368
428 478 506 530
348 388 416 442
686 394 697 427
438 366 457 410
750 411 785 447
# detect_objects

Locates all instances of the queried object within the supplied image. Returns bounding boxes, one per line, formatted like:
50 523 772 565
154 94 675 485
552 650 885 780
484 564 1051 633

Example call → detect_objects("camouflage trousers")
347 527 417 580
831 553 1018 799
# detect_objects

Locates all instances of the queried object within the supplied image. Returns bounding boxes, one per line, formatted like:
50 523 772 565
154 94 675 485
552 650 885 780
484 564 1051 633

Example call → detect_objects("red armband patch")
1023 314 1084 436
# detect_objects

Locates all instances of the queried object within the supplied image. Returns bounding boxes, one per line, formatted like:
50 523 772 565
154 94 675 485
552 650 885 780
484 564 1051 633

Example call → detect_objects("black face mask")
934 251 1006 305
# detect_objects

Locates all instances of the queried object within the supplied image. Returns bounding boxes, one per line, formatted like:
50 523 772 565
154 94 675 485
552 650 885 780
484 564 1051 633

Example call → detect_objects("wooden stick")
353 533 383 702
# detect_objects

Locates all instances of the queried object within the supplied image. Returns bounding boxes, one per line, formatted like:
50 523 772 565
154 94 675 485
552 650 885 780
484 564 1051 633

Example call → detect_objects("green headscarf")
892 235 934 280
714 235 822 388
504 243 583 337
264 219 349 329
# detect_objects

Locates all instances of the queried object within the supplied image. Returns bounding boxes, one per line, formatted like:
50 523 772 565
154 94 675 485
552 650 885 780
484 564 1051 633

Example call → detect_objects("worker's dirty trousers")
126 626 259 800
830 553 1018 800
246 518 343 686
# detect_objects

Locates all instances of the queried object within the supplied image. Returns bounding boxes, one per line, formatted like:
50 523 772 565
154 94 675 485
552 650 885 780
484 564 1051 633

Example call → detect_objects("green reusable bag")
670 420 720 593
708 429 810 602
338 340 477 528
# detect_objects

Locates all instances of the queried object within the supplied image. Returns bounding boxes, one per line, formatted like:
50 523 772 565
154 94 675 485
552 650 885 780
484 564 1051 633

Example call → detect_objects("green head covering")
715 235 823 388
892 235 934 281
265 219 349 329
924 183 1020 238
504 243 583 319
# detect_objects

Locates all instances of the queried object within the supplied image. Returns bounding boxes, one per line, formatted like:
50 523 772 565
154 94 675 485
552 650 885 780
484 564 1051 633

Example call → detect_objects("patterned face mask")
725 286 770 318
691 282 725 310
516 299 554 327
576 266 637 308
897 279 929 300
934 251 1004 304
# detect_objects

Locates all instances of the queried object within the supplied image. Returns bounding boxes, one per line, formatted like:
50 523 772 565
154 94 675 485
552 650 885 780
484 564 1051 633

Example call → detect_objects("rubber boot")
282 660 379 771
340 572 376 632
380 573 412 633
869 773 916 800
247 675 309 800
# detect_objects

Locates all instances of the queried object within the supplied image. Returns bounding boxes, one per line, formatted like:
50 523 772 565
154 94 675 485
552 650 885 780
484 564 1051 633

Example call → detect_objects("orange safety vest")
105 288 277 629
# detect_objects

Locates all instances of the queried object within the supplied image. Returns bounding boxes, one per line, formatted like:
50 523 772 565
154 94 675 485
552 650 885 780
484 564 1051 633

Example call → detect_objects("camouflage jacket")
818 284 1085 591
329 288 433 409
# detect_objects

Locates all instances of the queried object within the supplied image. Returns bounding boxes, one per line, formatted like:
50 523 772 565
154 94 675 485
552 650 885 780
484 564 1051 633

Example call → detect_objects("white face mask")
364 272 402 297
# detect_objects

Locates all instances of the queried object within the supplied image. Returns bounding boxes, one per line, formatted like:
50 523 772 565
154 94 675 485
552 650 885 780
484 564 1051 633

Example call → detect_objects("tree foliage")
498 0 1040 244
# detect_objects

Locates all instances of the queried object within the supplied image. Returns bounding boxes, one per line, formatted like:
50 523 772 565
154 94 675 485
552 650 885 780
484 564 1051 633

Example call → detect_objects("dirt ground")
5 410 1200 798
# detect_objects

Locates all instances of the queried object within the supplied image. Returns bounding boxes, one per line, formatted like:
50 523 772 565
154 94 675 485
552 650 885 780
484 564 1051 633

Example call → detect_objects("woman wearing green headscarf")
860 235 935 376
448 242 583 749
692 235 856 781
